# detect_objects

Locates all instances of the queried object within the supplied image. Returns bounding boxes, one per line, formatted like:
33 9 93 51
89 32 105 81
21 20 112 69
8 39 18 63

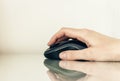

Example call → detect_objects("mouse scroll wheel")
50 43 60 48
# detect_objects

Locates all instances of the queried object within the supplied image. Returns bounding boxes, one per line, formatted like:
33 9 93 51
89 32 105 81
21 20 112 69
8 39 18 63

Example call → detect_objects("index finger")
47 27 89 46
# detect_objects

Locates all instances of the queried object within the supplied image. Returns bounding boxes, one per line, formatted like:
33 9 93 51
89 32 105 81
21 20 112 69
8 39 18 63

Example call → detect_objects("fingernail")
60 52 66 59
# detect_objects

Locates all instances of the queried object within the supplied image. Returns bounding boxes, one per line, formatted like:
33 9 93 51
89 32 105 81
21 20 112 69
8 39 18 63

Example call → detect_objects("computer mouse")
44 39 87 60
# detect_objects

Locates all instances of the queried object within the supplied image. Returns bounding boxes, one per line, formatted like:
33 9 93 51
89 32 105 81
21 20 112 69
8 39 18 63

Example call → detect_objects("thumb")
59 48 99 61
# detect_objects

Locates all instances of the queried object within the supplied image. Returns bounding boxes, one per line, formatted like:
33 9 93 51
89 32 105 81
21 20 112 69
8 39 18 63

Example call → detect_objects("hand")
48 27 120 61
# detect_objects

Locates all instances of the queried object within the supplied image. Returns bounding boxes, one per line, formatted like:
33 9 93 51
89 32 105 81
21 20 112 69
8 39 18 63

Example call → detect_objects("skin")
48 27 120 61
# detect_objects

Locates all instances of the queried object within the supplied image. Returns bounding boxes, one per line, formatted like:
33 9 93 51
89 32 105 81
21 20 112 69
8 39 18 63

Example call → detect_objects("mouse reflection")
44 59 120 81
44 59 86 81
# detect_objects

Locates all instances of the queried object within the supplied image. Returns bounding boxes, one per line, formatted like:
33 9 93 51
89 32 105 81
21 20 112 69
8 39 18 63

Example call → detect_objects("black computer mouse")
44 39 87 60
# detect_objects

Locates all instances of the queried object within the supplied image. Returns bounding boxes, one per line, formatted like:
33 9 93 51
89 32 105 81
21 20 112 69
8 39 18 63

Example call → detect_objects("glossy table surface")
1 52 120 81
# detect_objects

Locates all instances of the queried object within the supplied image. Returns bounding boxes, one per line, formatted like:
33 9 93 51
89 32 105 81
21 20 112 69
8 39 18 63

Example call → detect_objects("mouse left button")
50 43 60 48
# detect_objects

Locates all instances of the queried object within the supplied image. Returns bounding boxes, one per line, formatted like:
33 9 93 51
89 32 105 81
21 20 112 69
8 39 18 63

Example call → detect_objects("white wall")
0 0 120 54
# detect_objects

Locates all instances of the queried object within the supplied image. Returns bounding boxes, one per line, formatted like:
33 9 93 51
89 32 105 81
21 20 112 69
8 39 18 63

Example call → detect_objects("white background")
0 0 120 54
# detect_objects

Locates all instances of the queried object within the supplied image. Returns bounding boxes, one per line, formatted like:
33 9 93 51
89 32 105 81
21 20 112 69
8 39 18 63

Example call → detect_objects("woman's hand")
48 27 120 61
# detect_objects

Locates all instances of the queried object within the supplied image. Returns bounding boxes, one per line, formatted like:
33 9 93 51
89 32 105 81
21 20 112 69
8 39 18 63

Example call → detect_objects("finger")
55 36 68 44
59 47 108 61
48 27 91 46
59 47 99 61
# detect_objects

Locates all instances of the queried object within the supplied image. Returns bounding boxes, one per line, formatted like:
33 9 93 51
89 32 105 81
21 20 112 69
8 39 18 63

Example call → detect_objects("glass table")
0 52 120 81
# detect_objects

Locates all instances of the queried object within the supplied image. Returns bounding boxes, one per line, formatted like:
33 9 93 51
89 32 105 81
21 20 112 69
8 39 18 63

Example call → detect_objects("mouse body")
44 39 87 60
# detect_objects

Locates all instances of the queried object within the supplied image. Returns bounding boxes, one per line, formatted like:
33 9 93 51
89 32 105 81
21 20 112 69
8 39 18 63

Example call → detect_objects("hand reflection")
44 59 86 81
47 70 61 81
59 61 120 81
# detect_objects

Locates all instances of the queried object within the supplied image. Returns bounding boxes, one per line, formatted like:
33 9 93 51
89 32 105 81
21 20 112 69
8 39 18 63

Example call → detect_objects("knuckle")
83 49 96 60
61 27 68 30
80 28 90 34
81 28 90 31
78 28 91 39
60 27 68 33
